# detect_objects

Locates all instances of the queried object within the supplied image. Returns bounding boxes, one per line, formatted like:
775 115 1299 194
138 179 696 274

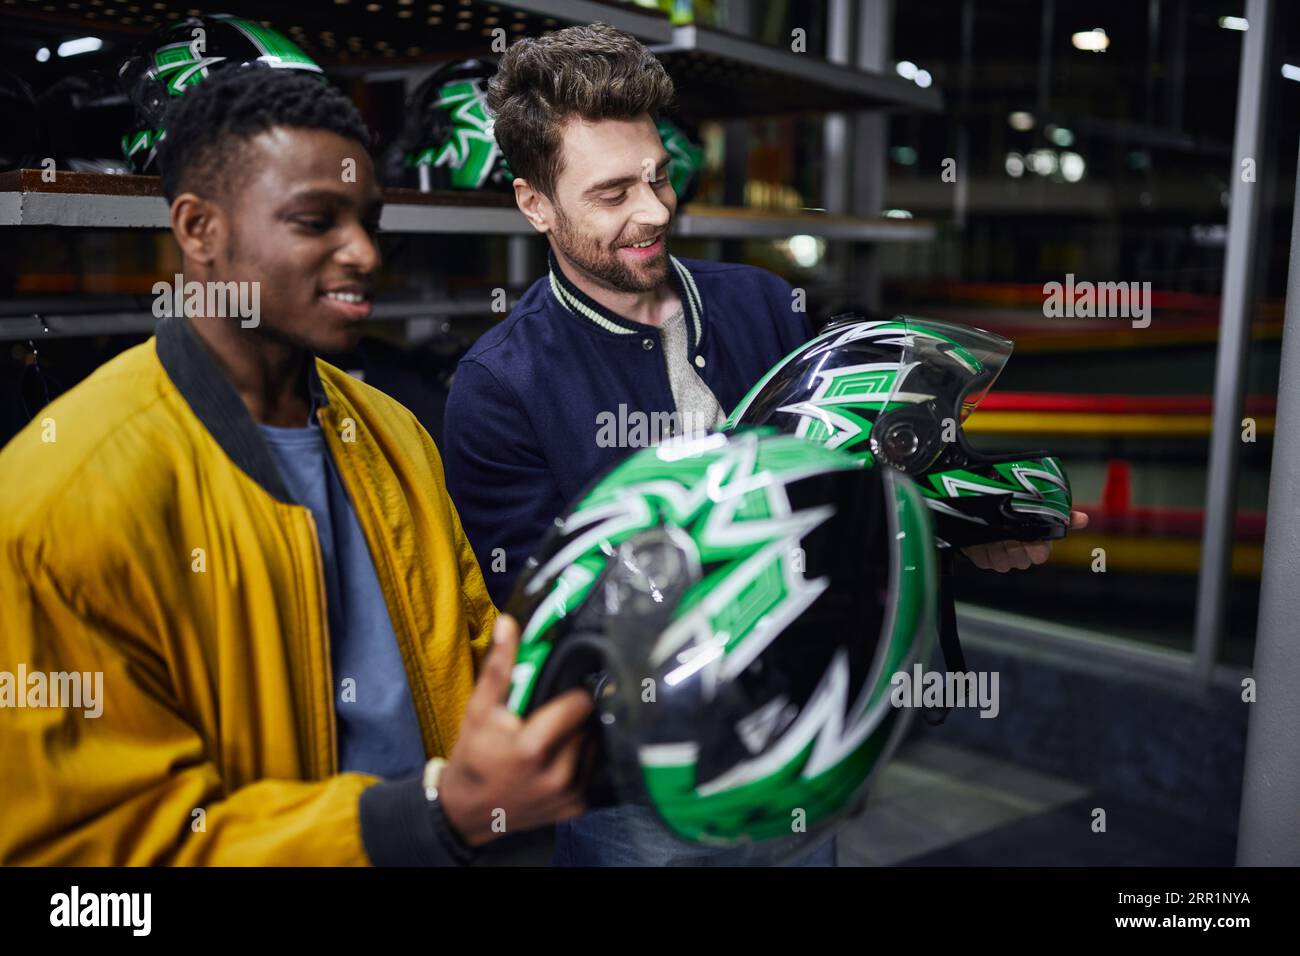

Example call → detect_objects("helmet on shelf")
118 14 323 174
386 58 513 192
656 115 704 204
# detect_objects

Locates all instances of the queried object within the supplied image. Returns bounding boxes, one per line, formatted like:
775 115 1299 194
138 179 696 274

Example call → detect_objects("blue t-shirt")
260 416 426 779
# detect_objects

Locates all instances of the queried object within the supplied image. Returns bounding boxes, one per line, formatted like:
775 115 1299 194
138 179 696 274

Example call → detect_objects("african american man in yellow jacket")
0 66 591 866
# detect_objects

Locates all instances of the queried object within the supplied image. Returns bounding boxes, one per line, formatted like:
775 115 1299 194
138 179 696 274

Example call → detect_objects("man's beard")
551 207 670 293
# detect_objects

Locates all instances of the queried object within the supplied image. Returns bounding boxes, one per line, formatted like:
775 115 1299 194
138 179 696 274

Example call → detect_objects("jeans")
552 805 837 867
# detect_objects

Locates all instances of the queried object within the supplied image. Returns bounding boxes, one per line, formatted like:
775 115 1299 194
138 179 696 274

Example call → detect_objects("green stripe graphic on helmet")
150 17 321 98
722 324 844 430
512 434 857 671
639 473 936 843
921 456 1072 520
121 128 162 159
405 78 506 189
152 43 221 97
508 556 603 713
225 17 322 67
509 431 861 721
656 118 704 198
641 707 902 843
724 318 967 431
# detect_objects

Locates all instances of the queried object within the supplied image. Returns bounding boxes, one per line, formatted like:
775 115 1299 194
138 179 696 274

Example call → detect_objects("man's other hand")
961 510 1090 572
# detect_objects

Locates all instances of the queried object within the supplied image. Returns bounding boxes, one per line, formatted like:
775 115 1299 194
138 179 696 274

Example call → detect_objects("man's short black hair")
156 66 371 203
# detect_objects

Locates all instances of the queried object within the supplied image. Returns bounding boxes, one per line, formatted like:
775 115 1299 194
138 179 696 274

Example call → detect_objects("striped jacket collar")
546 247 705 351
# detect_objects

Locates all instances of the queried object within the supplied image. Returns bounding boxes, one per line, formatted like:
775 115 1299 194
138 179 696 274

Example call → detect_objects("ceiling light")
1071 28 1109 52
57 36 103 57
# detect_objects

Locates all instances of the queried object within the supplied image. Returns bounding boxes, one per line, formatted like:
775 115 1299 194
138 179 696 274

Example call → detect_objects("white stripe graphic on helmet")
521 562 598 642
691 646 900 795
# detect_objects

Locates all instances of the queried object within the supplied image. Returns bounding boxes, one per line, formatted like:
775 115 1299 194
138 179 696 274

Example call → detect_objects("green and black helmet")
388 58 513 192
118 14 323 174
656 116 704 204
505 427 937 861
726 315 1073 550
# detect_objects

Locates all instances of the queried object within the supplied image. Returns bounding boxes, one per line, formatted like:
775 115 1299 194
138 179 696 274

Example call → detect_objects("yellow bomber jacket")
0 316 496 865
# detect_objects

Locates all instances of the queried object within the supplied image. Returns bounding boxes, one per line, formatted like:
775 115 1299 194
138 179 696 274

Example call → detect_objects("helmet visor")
871 316 1013 475
890 316 1012 421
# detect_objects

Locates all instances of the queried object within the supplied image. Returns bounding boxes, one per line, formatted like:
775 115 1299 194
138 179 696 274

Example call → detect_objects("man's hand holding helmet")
962 509 1090 572
437 615 592 847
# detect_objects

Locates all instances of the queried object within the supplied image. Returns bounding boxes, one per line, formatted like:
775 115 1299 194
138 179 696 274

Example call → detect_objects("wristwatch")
423 757 448 803
423 758 477 865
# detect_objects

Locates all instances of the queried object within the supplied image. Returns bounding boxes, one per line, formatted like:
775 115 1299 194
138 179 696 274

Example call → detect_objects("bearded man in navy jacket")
443 24 1082 866
444 27 811 612
442 23 825 866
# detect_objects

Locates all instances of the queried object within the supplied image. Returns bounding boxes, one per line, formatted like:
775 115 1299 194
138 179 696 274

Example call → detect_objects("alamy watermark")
595 404 719 448
50 886 150 936
1043 273 1151 329
152 273 261 328
0 665 103 718
890 663 1000 719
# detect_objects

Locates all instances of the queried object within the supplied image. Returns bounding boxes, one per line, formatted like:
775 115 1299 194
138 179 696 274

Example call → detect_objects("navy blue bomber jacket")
442 249 812 606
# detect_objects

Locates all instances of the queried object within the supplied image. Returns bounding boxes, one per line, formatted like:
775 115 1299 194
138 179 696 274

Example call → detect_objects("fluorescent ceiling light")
57 37 103 57
1071 28 1110 52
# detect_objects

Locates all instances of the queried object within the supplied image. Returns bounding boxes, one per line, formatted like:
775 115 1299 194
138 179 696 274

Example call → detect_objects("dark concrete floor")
837 738 1237 867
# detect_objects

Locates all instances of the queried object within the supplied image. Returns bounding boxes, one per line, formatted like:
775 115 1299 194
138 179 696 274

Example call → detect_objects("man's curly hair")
156 66 370 203
487 22 675 198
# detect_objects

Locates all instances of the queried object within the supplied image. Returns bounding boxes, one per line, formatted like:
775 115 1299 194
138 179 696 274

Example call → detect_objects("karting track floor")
838 738 1237 867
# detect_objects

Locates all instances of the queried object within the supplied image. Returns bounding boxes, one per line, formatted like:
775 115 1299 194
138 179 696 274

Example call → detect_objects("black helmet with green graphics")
505 427 938 862
118 14 323 175
726 315 1073 550
656 116 704 204
385 58 514 192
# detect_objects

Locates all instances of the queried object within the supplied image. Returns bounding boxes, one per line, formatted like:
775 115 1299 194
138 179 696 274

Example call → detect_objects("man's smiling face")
547 114 676 293
214 126 383 354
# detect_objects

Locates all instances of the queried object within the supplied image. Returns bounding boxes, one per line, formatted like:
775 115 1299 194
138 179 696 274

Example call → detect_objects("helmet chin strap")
921 548 968 727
